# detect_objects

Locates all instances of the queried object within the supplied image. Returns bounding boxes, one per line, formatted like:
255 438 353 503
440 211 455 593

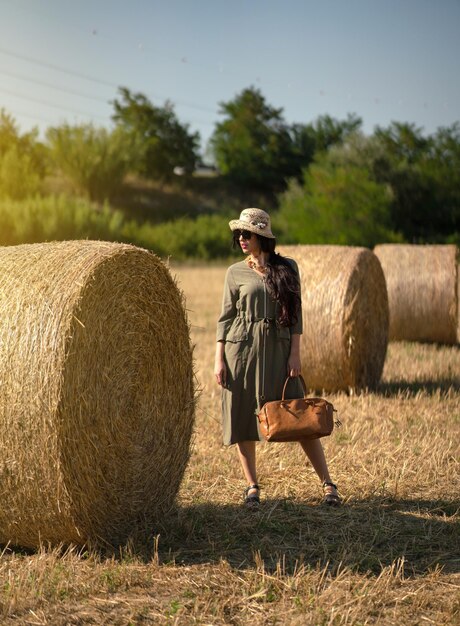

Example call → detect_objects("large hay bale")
278 245 389 391
0 241 195 548
374 244 459 344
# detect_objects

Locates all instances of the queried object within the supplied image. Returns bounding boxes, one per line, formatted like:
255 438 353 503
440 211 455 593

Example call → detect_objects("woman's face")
236 230 260 255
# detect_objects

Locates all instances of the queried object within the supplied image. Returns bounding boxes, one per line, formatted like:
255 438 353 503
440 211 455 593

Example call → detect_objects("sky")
1 0 459 157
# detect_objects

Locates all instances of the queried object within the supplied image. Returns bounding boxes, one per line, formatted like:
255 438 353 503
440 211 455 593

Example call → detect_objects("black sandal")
244 483 260 507
322 481 341 507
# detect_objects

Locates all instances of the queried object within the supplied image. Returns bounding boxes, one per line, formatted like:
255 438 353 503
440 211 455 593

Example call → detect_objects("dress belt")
241 315 276 323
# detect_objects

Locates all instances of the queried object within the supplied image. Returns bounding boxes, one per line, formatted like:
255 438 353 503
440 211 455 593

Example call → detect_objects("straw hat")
229 208 275 239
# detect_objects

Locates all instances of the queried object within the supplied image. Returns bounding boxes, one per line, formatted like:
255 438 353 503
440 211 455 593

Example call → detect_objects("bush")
121 213 236 260
277 156 403 247
0 195 124 246
46 124 137 202
0 145 43 200
0 195 237 260
0 109 48 199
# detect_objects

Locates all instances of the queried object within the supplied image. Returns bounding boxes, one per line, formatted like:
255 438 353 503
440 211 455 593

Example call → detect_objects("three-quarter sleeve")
290 306 303 335
216 267 239 342
289 259 303 335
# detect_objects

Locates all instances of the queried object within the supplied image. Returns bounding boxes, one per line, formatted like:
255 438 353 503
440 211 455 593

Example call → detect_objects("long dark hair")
232 232 301 327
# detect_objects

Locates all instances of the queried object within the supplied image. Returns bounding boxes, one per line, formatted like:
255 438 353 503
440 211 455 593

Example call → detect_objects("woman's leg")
299 439 340 503
299 438 331 483
237 440 261 505
237 440 257 485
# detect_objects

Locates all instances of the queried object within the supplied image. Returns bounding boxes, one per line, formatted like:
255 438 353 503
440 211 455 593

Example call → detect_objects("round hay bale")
0 241 195 548
278 245 389 391
374 244 459 344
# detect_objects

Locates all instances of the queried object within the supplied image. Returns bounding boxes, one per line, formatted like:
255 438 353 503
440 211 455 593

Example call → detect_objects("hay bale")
278 245 389 391
374 244 459 344
0 241 195 548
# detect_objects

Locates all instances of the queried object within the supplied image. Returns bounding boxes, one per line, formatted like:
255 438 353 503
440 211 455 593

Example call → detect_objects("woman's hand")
214 358 227 386
287 353 301 378
288 333 302 377
214 341 227 386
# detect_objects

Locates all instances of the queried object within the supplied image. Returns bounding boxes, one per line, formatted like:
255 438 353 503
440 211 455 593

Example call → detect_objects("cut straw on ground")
0 263 458 625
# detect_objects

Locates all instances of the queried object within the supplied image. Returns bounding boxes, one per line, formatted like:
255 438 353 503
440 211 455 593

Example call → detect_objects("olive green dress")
216 259 303 446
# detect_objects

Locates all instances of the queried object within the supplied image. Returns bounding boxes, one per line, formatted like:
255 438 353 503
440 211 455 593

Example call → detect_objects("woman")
214 208 341 507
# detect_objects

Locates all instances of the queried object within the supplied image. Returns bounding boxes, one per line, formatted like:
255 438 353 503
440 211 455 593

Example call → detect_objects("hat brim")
229 219 275 239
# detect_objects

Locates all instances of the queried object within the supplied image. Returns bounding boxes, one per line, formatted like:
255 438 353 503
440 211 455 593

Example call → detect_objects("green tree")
0 109 19 154
210 88 362 192
47 123 137 202
112 87 200 182
366 122 460 241
0 109 47 199
0 145 42 200
277 154 399 247
210 87 301 191
374 121 430 164
416 123 460 240
300 113 362 154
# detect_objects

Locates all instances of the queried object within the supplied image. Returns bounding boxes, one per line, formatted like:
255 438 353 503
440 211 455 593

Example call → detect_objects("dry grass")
0 264 459 625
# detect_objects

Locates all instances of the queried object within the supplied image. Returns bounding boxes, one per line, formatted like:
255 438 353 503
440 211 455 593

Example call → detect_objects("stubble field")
0 264 459 625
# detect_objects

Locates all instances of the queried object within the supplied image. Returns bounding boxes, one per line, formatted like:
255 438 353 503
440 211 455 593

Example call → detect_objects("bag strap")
281 374 307 400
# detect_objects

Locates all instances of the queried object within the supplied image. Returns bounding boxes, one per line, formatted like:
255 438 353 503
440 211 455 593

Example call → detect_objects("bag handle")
281 375 307 400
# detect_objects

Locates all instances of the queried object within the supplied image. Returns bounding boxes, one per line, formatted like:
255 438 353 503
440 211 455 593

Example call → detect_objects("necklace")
245 254 267 274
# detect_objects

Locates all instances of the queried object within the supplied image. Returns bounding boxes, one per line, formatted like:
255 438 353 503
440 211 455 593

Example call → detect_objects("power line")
0 67 110 104
0 46 116 89
0 105 57 127
2 0 455 123
0 85 217 132
0 46 218 114
1 0 251 86
0 87 110 121
180 116 216 128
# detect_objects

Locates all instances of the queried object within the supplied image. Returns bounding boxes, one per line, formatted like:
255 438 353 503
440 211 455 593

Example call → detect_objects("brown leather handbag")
257 375 339 442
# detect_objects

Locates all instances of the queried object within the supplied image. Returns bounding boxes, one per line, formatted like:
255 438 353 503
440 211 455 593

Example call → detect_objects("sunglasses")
234 229 253 240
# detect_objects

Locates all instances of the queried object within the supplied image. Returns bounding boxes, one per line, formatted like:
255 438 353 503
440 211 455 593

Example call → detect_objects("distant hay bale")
279 245 389 391
374 244 459 344
0 241 195 549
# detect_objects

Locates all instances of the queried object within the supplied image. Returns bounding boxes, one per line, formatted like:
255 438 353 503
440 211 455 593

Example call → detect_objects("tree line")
0 85 459 251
